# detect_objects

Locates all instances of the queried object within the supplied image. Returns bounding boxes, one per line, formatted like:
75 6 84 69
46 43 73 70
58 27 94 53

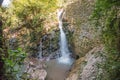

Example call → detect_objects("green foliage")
1 0 58 31
3 48 26 80
0 0 58 52
91 0 120 80
0 0 58 79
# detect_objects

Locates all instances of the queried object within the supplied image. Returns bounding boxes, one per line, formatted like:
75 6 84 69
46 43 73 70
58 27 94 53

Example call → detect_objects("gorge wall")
64 0 101 57
63 0 109 80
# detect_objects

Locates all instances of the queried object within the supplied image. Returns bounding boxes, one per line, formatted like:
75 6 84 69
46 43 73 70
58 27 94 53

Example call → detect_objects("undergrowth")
91 0 120 80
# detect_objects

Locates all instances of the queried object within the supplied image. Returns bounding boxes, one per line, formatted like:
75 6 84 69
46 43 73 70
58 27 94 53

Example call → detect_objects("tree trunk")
0 20 4 80
0 0 3 6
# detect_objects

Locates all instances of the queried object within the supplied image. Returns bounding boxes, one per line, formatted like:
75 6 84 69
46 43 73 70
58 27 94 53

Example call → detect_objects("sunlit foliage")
1 0 57 29
92 0 120 80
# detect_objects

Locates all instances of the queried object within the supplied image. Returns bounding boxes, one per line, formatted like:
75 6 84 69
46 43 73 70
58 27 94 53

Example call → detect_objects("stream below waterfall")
46 59 74 80
22 8 74 80
23 8 75 80
44 8 74 80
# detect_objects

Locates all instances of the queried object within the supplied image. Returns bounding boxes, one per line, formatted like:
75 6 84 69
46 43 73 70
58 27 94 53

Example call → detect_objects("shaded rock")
36 29 60 58
9 37 18 49
70 54 80 60
49 50 61 59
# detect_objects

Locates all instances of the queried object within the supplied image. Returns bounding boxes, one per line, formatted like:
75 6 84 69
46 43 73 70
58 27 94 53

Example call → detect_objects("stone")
31 69 47 80
24 57 47 80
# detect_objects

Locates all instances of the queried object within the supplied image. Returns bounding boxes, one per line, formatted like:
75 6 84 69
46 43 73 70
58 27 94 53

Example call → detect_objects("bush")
3 48 26 80
91 0 120 79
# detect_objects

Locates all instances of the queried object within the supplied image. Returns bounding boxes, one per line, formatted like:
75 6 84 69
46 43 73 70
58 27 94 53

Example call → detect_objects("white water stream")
57 9 73 64
46 9 74 80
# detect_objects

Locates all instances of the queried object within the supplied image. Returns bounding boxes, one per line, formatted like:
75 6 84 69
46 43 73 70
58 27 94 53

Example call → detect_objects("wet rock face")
36 30 60 59
9 36 18 50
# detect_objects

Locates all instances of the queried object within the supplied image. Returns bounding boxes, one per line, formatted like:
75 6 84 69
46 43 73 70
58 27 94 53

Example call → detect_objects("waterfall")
1 0 11 7
38 42 42 59
57 9 72 64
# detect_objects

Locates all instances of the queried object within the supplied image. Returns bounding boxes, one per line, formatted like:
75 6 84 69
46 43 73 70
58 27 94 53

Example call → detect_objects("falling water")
40 9 74 80
1 0 11 7
57 9 73 64
38 42 42 59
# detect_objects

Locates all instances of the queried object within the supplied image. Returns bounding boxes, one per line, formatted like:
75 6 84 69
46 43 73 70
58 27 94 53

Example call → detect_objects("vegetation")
92 0 120 79
1 0 57 44
0 0 58 79
3 48 26 80
1 0 120 80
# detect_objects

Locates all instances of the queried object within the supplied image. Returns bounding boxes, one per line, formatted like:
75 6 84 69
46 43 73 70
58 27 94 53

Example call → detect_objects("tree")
0 0 3 6
0 20 4 79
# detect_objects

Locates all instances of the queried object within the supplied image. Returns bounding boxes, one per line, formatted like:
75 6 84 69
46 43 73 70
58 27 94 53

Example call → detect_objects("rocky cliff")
63 0 108 80
64 0 101 56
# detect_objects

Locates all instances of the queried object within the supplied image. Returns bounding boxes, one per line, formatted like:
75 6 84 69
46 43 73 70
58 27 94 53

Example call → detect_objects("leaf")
6 59 14 67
